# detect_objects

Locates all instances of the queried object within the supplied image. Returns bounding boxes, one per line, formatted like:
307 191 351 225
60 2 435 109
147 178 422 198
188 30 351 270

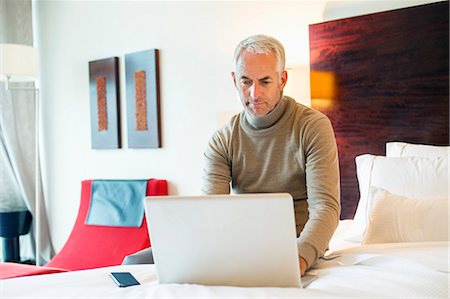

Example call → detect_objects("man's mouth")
246 100 265 106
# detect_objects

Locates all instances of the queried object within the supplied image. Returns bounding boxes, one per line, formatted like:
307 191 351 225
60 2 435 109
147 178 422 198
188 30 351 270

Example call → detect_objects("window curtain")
0 0 53 264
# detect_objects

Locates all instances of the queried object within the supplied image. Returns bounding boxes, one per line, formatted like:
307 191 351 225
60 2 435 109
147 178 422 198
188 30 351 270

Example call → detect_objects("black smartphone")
110 272 140 287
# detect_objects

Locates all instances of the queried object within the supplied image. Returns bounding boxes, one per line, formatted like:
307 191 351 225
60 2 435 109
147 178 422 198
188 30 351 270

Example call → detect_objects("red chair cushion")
45 179 168 271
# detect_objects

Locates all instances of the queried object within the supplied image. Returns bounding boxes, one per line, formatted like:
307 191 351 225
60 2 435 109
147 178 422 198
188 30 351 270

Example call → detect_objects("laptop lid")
144 193 302 287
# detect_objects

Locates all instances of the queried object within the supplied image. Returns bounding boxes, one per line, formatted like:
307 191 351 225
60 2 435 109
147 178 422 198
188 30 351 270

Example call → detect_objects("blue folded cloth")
85 180 147 227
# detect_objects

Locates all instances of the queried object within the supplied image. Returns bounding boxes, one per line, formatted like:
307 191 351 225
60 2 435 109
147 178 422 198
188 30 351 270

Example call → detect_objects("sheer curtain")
0 0 53 264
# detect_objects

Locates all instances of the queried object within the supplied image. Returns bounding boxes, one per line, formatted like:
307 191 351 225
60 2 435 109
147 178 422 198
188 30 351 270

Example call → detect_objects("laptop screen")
144 193 303 287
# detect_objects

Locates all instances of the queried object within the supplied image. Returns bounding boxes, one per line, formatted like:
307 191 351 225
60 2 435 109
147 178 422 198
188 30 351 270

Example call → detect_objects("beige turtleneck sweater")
202 96 340 268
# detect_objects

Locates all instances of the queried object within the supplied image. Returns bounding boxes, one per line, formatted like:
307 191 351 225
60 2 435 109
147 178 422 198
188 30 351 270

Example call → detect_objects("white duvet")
1 239 448 298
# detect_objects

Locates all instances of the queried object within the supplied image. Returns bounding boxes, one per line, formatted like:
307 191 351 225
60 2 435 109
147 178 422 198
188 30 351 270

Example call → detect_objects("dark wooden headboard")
309 1 449 219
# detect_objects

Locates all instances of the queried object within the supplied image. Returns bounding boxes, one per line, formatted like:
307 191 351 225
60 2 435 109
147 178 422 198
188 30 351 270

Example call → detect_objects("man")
202 34 340 276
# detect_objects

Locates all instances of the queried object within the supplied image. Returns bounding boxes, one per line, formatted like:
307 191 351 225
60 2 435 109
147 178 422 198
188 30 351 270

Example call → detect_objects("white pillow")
344 154 448 242
363 187 448 244
386 142 449 158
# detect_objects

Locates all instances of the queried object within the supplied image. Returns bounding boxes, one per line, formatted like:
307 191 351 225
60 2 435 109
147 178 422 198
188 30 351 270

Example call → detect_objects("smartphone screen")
110 272 140 287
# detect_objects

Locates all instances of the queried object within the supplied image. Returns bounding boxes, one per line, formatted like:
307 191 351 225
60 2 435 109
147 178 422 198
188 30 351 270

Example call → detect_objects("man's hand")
299 256 308 276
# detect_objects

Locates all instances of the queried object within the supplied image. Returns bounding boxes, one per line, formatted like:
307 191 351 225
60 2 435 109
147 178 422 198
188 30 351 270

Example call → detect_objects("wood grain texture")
134 70 148 131
96 76 107 131
309 1 449 219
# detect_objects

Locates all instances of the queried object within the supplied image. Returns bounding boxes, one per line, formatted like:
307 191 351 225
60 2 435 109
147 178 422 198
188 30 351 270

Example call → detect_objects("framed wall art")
89 57 121 149
125 49 161 148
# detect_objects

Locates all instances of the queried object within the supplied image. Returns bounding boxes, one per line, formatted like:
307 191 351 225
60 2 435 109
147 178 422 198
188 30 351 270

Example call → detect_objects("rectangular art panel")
89 57 121 149
125 49 161 148
309 2 449 219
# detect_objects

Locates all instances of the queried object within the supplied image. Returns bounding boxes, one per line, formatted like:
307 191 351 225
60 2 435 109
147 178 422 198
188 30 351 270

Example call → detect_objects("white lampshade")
0 43 39 82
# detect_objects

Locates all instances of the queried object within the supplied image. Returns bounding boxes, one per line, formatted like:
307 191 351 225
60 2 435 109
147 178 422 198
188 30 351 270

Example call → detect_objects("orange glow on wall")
310 71 336 109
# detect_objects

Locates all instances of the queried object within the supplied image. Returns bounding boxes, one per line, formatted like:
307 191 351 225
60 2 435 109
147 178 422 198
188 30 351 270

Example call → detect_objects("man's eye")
261 81 270 85
241 79 251 85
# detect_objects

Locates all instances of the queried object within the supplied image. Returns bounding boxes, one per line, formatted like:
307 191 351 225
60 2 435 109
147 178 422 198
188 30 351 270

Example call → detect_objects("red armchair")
0 179 168 279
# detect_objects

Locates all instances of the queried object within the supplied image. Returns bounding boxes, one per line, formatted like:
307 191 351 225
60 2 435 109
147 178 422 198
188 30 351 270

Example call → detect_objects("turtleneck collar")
244 96 288 129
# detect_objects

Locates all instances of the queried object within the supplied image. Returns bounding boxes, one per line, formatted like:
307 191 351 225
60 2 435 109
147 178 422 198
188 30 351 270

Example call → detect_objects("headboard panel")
309 1 449 219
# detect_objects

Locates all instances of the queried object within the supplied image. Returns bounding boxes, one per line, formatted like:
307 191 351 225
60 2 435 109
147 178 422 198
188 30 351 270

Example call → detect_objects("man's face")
232 50 287 117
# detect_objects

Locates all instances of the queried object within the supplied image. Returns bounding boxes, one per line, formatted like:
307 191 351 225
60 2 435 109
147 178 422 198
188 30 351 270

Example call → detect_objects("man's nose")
249 83 263 99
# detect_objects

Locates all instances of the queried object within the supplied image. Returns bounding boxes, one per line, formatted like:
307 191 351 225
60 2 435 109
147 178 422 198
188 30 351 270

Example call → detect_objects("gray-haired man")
202 34 340 276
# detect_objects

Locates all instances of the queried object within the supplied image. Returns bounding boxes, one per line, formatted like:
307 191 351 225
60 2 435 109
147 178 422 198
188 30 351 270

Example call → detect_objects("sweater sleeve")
201 131 232 194
297 115 340 268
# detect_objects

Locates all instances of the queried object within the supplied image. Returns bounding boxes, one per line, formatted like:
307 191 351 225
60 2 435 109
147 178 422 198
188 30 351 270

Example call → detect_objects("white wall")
35 0 441 252
322 0 442 21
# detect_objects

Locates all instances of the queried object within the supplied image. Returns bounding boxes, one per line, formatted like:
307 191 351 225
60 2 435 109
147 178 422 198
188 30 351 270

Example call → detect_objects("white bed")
1 142 448 298
1 220 448 298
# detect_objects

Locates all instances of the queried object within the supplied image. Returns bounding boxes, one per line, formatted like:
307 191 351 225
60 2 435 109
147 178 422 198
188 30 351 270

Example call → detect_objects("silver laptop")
144 193 314 288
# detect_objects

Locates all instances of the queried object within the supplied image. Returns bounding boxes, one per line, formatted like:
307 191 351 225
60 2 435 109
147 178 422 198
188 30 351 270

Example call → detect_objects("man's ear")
231 72 237 88
281 70 288 89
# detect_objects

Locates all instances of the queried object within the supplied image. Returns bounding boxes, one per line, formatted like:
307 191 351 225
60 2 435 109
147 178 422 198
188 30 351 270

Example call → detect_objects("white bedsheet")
1 221 448 298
